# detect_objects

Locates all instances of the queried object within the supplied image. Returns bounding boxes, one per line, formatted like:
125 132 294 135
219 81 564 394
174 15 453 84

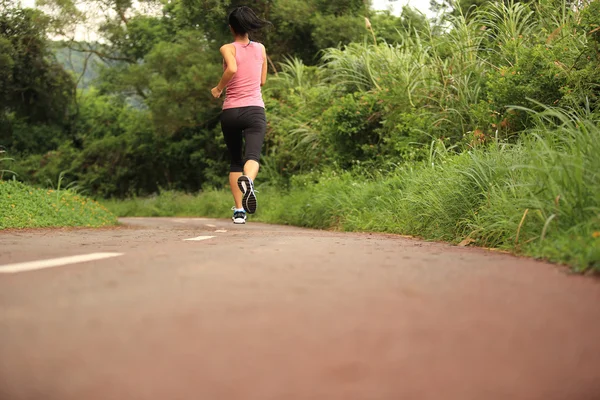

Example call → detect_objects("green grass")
103 190 234 219
104 110 600 273
0 179 118 229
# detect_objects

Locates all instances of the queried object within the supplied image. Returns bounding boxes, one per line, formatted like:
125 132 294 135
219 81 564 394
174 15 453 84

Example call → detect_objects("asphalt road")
1 217 599 400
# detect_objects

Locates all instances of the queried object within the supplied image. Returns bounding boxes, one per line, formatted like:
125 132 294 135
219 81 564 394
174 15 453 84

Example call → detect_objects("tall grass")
103 190 233 218
271 56 323 95
316 0 593 139
256 109 599 271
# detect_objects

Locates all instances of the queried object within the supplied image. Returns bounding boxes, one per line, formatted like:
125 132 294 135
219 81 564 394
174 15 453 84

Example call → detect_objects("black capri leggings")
220 106 267 173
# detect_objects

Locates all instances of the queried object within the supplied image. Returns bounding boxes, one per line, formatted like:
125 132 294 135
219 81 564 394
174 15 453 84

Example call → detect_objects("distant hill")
51 42 104 90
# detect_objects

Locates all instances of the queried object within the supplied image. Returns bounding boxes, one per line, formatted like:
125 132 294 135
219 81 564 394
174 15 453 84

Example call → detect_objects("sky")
373 0 434 17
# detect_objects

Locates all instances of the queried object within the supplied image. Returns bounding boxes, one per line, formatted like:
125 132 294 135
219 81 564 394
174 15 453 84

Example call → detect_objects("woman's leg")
242 107 267 180
235 107 267 214
221 109 245 209
243 160 259 181
229 172 243 209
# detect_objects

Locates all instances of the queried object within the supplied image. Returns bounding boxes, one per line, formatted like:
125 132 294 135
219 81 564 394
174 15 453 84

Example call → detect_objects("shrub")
0 179 117 229
318 91 384 168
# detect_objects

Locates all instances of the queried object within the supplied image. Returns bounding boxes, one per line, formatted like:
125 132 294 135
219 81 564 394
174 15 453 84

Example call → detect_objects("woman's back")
223 41 265 110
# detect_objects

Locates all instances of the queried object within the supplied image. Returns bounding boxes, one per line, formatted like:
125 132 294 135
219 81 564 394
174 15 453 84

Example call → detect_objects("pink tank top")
223 41 265 110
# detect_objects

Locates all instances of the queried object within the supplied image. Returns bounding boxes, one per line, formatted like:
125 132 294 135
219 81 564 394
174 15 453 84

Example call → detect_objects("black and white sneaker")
237 175 257 214
232 208 247 224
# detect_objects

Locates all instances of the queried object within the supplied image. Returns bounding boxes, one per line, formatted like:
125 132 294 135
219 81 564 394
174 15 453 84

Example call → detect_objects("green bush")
310 14 365 50
567 0 600 112
486 44 566 132
1 117 69 155
318 91 384 167
103 189 232 218
0 179 117 229
268 109 600 271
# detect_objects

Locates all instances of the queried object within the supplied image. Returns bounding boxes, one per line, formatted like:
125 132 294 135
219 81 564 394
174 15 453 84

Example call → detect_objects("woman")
211 6 270 225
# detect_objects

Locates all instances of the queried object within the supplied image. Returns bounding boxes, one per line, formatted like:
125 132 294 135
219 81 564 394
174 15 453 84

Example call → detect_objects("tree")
369 7 430 44
0 2 75 153
430 0 492 17
40 0 375 65
0 3 74 124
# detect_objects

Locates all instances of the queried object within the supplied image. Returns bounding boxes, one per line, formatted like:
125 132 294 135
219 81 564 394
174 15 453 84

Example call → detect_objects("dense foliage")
4 0 428 196
0 4 75 154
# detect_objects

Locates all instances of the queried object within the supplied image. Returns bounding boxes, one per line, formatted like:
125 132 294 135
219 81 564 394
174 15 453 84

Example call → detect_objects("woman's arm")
261 44 268 86
211 44 237 98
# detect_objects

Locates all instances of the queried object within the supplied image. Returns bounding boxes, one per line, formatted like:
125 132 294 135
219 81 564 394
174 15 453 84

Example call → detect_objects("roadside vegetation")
2 0 599 271
106 107 600 271
2 148 117 229
0 179 117 229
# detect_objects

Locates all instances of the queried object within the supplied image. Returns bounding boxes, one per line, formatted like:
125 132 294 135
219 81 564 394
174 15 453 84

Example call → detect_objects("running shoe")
232 208 247 224
237 175 257 214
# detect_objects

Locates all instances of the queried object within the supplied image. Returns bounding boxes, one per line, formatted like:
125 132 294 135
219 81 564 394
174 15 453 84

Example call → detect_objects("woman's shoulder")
219 43 236 57
220 43 236 51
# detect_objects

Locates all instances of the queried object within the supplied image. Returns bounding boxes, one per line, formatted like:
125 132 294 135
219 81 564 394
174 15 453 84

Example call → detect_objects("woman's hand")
211 87 223 98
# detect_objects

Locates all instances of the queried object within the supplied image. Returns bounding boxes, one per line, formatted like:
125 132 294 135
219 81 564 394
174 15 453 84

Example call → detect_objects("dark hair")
228 6 271 36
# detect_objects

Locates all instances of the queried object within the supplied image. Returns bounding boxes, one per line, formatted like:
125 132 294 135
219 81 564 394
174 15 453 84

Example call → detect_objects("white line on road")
184 236 216 242
0 253 124 274
172 218 209 224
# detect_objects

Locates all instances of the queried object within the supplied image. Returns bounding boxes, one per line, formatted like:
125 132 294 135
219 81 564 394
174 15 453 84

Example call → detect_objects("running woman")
211 6 270 225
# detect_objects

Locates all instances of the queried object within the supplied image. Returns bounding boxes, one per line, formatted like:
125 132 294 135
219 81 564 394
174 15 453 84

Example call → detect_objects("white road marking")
184 236 216 242
0 253 124 274
215 230 228 233
205 224 217 228
172 218 209 223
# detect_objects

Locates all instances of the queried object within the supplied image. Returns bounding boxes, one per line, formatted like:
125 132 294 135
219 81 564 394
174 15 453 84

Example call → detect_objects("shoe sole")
237 176 257 214
233 218 246 224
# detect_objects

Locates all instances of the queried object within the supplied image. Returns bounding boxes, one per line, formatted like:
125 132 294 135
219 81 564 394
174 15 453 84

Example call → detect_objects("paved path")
1 218 599 400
